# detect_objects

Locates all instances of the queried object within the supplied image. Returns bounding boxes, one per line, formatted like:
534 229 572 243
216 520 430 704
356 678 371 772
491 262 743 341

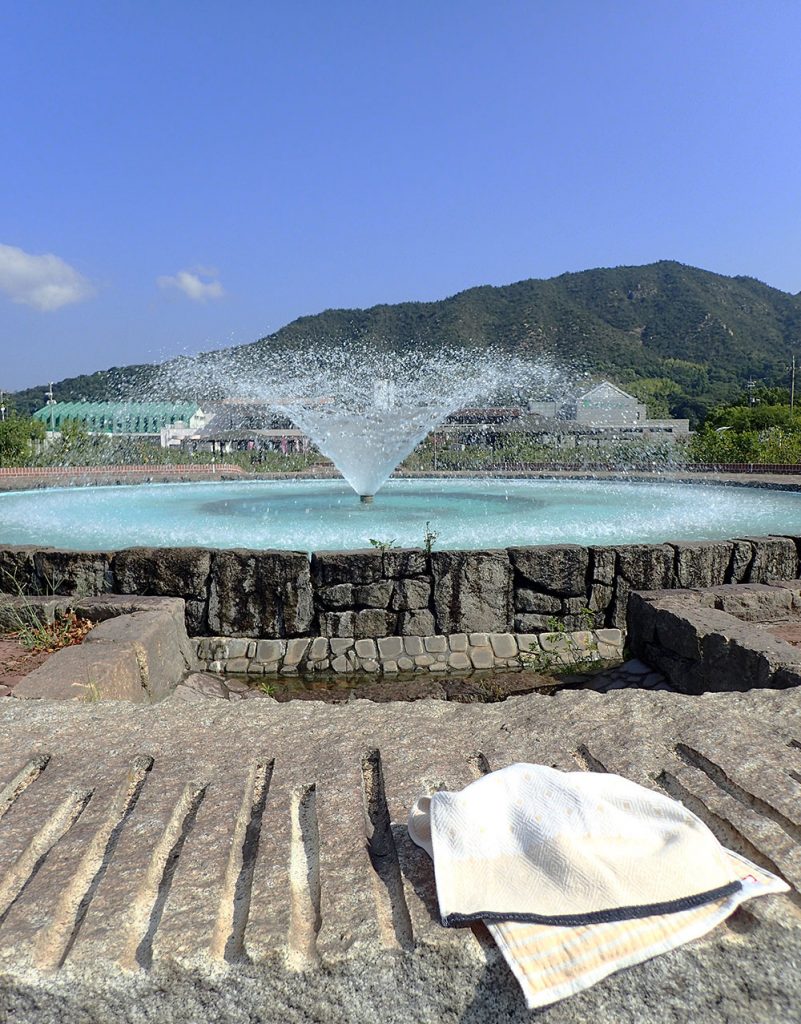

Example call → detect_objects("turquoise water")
0 477 800 551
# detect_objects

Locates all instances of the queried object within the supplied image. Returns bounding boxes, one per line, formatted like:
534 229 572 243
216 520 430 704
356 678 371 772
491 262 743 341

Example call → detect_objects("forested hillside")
12 261 801 424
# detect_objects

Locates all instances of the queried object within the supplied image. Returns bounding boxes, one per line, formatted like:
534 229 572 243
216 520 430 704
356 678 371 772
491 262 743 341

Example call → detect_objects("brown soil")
0 638 53 693
766 622 801 647
0 614 95 695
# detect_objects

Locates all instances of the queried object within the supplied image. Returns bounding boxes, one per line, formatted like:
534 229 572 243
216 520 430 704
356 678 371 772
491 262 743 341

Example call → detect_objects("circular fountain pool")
1 477 800 551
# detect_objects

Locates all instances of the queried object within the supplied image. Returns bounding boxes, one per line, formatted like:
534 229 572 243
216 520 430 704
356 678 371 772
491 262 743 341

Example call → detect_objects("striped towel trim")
487 860 788 1009
442 879 742 927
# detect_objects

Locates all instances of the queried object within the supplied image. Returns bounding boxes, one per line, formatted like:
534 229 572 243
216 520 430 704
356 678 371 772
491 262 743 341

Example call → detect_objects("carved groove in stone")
360 749 414 952
572 744 609 773
211 759 274 963
287 783 322 968
35 755 154 972
655 769 795 900
123 781 207 969
789 770 801 787
0 754 51 822
676 744 801 843
0 787 93 926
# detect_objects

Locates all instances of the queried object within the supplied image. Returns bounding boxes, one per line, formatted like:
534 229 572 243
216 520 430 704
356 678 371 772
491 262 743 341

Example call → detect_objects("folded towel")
408 763 788 1008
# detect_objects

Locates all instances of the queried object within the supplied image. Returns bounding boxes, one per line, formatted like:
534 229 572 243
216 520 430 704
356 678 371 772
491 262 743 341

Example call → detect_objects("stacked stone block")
312 548 434 639
1 535 799 640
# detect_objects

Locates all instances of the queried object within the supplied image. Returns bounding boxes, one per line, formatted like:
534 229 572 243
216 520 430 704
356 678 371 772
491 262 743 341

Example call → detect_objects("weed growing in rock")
423 521 439 556
520 616 600 676
369 538 397 552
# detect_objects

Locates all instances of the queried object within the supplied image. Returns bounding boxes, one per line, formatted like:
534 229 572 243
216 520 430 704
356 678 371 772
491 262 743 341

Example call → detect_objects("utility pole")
0 391 6 422
45 382 56 431
791 355 796 417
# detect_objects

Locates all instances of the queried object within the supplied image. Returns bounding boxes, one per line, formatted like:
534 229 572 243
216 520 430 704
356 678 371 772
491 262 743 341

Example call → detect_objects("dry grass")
6 611 94 657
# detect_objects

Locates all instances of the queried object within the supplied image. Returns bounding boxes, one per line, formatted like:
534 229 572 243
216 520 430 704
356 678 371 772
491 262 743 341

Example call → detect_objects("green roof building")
33 401 204 436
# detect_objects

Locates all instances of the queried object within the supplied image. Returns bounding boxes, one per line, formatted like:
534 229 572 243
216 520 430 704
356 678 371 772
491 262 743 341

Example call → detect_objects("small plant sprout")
423 521 439 555
368 538 397 552
518 613 600 676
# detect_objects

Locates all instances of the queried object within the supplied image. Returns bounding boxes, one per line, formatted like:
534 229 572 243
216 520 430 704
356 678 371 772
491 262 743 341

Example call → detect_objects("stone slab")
12 602 197 703
0 689 799 1022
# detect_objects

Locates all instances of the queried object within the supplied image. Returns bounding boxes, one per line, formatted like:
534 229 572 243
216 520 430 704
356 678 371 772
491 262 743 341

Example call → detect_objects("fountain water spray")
213 344 570 499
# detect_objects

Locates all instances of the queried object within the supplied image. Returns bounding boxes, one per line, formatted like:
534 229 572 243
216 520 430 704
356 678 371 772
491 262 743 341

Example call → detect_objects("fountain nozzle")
360 494 374 504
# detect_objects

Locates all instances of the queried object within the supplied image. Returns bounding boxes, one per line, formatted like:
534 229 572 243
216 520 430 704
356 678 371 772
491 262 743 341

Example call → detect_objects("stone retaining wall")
1 534 799 639
626 581 801 694
196 628 624 676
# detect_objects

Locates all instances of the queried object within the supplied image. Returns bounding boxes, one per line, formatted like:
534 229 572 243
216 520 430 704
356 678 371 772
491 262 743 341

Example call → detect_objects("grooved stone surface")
0 689 800 1023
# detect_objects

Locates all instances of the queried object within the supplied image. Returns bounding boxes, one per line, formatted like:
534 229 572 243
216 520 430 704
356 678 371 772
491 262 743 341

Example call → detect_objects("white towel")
408 763 788 1008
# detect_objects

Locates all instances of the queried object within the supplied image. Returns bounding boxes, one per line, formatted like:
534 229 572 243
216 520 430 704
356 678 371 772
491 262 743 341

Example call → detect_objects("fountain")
3 342 801 552
219 344 557 502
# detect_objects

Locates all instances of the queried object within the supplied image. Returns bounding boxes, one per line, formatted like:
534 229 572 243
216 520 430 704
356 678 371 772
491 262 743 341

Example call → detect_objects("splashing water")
209 344 570 498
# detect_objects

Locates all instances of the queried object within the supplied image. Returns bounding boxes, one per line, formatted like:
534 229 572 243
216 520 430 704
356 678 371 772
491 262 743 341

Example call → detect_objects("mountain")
11 261 801 423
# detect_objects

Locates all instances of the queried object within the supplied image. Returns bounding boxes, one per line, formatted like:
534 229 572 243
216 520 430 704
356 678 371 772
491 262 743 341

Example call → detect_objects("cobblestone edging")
196 627 624 676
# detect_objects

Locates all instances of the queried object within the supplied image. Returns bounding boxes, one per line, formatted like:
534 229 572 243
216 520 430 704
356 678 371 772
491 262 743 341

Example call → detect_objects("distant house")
528 381 647 425
560 381 647 426
176 400 311 455
525 380 688 446
445 381 689 449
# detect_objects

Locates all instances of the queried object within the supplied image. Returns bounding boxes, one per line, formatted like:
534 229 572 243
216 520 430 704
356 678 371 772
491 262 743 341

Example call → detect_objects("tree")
0 415 45 466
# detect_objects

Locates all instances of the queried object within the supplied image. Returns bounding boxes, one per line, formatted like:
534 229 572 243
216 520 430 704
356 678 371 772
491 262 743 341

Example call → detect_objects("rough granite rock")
311 549 384 587
514 589 562 614
589 546 617 585
0 688 798 1023
319 610 355 638
113 547 210 599
672 540 734 590
615 544 676 590
0 545 42 593
391 578 432 612
627 585 801 695
432 550 512 634
710 583 794 622
33 549 114 596
610 545 677 629
354 581 394 609
113 547 211 633
743 536 799 583
729 540 755 583
354 609 397 639
319 583 354 610
380 547 428 579
208 549 313 637
509 544 589 596
399 609 436 636
12 603 196 702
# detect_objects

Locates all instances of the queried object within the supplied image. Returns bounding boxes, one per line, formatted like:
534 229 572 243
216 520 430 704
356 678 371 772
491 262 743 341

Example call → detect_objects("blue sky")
2 1 801 391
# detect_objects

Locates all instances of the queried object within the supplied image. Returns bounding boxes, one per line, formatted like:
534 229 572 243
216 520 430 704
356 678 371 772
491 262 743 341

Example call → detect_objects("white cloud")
0 242 95 311
157 268 225 302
